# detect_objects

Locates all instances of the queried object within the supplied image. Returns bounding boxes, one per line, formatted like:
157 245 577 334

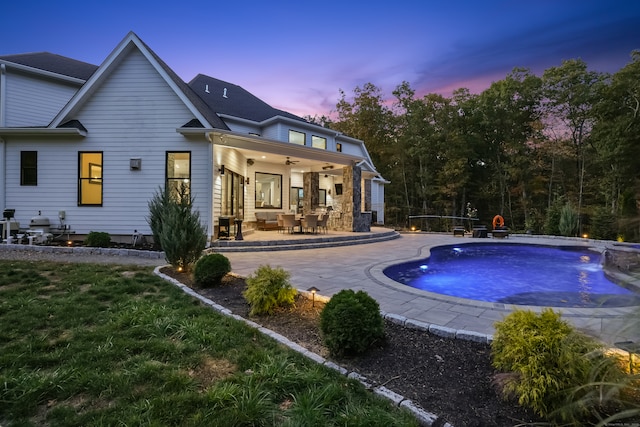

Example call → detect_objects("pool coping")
369 239 640 318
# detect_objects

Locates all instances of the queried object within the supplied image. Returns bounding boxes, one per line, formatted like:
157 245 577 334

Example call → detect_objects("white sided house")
0 32 386 244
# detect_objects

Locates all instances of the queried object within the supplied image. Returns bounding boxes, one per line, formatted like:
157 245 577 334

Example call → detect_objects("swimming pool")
383 243 640 308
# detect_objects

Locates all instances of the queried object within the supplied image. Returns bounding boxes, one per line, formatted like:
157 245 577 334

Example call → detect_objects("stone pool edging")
154 265 462 427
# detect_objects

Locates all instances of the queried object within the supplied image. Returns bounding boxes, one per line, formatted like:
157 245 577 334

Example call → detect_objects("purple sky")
2 1 639 118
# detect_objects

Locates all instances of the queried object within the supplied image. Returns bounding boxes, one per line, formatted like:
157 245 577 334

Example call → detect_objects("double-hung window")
78 152 103 206
20 151 37 186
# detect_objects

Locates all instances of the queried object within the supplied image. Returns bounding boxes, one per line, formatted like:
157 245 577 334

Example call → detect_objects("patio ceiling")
179 128 367 175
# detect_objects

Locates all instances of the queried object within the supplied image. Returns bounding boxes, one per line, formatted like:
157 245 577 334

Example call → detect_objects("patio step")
208 230 400 252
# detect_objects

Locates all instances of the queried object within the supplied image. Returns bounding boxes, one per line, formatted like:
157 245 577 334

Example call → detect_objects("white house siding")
4 71 80 127
5 48 211 239
260 123 280 141
224 120 260 136
372 181 385 223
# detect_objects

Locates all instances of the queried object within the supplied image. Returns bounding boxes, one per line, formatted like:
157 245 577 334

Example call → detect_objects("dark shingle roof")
2 40 303 130
0 52 98 80
134 38 229 130
188 74 307 124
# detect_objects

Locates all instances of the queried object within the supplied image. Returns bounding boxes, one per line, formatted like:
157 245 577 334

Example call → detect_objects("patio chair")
317 213 328 234
281 214 300 234
301 214 318 234
277 214 284 233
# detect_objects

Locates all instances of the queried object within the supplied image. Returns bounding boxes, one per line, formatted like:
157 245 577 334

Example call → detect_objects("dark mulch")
161 268 543 427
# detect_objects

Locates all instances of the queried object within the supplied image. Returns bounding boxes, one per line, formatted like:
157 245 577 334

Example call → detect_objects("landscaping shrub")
243 265 297 316
148 183 207 272
559 203 579 237
194 253 231 287
543 197 563 236
492 308 618 422
84 231 111 248
590 206 618 240
319 289 384 357
147 185 172 249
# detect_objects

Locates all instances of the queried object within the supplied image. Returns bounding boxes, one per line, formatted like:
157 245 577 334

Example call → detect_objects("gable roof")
50 32 228 130
189 74 306 124
0 52 98 81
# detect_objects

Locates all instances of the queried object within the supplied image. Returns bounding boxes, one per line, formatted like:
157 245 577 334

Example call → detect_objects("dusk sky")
3 1 639 118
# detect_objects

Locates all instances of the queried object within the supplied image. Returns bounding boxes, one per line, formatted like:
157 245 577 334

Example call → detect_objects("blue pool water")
383 243 640 308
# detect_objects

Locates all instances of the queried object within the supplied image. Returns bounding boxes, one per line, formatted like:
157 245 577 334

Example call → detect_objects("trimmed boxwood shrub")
319 289 384 357
243 265 297 316
85 231 111 248
193 253 231 287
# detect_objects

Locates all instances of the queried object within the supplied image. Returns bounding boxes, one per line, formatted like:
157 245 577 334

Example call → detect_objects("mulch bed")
161 267 543 427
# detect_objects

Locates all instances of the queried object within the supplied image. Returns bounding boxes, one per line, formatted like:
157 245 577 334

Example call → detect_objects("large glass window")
312 135 327 149
288 130 305 145
221 168 245 218
255 172 282 209
20 151 37 186
166 152 191 201
78 152 103 206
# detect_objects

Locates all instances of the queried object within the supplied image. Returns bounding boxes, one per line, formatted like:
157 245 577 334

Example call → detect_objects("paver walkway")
222 233 640 344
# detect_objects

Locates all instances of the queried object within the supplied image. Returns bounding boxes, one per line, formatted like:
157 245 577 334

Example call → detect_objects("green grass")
0 260 418 426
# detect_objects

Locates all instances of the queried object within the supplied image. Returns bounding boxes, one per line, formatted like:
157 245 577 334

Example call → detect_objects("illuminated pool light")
419 265 428 271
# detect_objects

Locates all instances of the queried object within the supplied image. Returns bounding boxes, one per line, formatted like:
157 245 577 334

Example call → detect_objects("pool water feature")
383 243 640 308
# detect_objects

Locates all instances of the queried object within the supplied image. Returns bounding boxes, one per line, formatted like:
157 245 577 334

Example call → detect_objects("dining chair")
317 213 328 234
301 214 318 234
281 214 299 234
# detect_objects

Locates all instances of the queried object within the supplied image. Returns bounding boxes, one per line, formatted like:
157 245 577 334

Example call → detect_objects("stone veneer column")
341 164 370 232
302 172 319 214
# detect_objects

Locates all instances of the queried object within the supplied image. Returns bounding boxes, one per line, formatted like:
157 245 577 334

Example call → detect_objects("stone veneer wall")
303 172 319 214
341 165 370 232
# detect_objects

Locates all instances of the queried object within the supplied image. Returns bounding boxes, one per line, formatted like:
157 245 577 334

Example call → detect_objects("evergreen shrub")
85 231 111 248
319 289 384 357
559 203 579 237
491 308 613 422
193 253 231 287
148 184 207 272
243 265 297 316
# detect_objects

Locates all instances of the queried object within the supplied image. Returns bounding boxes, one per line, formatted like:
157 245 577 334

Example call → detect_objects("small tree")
148 183 207 272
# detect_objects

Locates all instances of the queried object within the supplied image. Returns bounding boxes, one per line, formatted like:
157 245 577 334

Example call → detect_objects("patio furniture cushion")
255 212 283 230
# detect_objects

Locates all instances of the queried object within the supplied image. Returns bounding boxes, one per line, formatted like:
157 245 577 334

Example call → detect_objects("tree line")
308 52 640 242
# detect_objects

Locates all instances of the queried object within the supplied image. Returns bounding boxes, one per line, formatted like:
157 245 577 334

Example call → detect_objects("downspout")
0 137 5 213
0 64 6 212
0 64 6 126
206 132 215 244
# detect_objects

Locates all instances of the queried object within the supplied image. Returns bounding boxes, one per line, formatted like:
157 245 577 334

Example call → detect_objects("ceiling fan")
285 157 299 165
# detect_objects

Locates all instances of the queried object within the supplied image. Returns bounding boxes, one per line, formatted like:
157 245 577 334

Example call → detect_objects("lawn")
0 260 419 426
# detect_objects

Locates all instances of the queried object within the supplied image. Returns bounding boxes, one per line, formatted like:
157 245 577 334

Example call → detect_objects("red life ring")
492 215 504 229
